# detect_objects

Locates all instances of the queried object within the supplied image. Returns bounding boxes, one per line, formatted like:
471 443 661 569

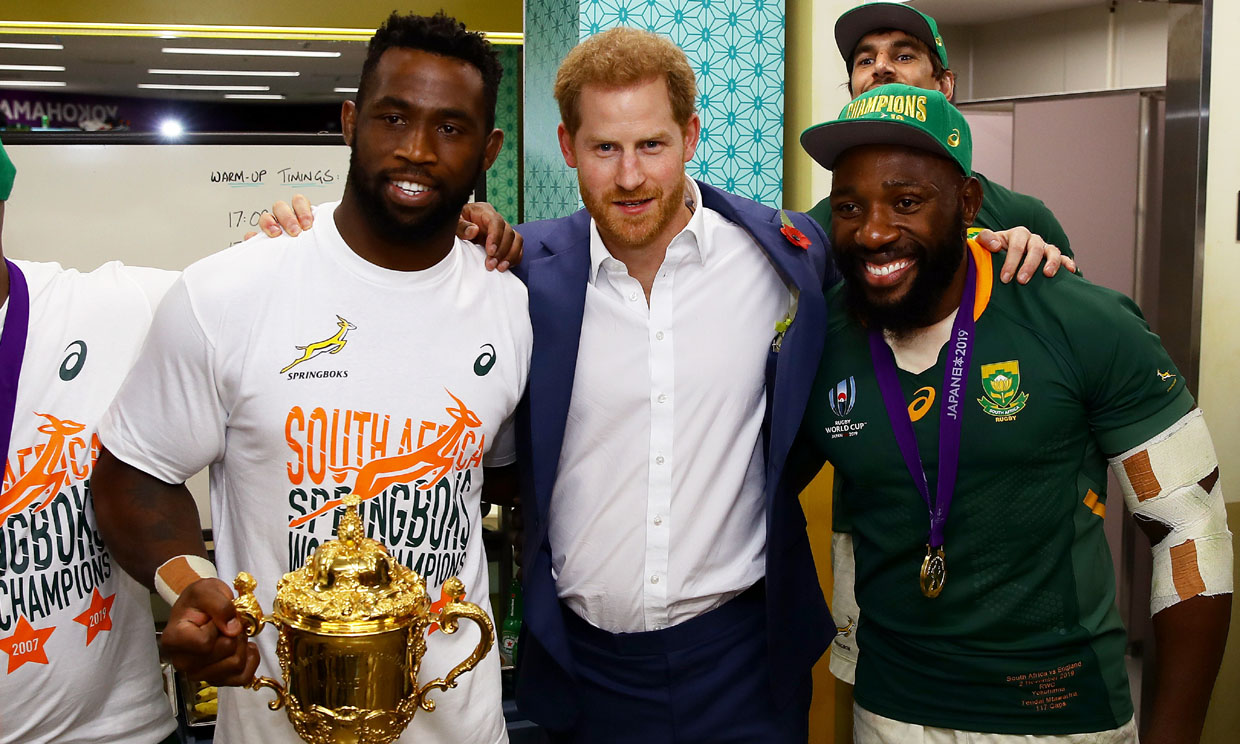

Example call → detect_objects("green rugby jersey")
807 170 1073 258
803 243 1192 735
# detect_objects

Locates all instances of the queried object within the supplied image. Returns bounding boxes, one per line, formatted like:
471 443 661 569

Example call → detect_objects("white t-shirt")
0 260 178 744
100 202 530 744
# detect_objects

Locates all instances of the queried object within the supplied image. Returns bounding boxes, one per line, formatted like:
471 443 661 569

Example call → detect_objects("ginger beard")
579 173 687 251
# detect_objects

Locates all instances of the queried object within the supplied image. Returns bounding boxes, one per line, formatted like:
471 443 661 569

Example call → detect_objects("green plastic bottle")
499 578 522 666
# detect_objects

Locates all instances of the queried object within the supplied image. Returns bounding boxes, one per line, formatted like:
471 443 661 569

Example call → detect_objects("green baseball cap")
836 1 949 71
800 83 972 174
0 139 14 201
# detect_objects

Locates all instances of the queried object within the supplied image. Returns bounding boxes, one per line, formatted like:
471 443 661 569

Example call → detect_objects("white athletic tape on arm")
1108 409 1233 615
830 531 860 684
154 554 218 606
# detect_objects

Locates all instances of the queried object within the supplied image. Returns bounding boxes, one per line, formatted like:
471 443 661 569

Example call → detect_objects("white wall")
784 0 860 211
944 2 1168 101
1199 1 1240 503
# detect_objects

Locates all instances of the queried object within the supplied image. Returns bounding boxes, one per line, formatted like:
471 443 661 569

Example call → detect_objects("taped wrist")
1109 409 1233 615
830 531 860 684
154 554 218 606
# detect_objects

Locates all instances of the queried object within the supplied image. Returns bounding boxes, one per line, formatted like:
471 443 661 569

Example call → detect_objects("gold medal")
919 545 947 598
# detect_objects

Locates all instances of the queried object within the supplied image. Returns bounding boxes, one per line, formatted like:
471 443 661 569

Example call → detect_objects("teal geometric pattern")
581 0 785 207
524 0 584 220
523 0 785 219
489 45 522 224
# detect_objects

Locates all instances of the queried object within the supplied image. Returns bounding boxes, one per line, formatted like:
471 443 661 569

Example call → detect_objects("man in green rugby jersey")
794 83 1231 744
807 1 1073 282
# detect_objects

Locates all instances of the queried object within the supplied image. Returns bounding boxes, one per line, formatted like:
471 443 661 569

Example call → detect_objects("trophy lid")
273 493 429 634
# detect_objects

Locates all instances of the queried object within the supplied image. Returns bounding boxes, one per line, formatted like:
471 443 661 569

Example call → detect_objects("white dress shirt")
550 179 793 633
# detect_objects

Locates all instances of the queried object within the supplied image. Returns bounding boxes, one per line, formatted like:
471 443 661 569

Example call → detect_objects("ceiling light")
224 94 286 100
0 42 63 50
334 87 357 93
162 47 340 58
139 83 271 91
0 80 66 87
160 119 184 138
149 68 299 77
0 64 66 72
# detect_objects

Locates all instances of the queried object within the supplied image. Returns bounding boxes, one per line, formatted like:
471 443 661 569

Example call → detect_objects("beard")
836 218 968 337
345 142 483 245
579 175 686 251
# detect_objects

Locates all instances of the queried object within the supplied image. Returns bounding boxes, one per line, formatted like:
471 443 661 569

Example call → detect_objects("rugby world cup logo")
829 377 857 418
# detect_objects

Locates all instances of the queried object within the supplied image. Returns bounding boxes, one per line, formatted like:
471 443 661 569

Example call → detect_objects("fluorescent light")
0 80 66 87
0 64 65 72
149 68 299 77
138 83 270 91
0 42 63 50
224 94 286 100
334 87 357 93
162 47 340 58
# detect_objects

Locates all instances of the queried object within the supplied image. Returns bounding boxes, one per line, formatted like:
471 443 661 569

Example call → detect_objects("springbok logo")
0 413 87 523
288 390 483 528
977 360 1029 419
280 316 357 374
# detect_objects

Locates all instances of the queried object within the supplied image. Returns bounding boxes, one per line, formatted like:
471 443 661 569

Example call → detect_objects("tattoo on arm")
92 446 209 590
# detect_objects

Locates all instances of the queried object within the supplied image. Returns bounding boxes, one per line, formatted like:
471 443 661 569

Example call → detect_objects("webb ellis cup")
231 493 494 743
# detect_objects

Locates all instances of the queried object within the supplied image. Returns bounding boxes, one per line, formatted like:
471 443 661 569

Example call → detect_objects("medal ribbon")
0 259 30 463
867 251 977 550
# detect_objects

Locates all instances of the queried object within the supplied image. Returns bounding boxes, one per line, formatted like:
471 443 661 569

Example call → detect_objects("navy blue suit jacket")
511 181 838 728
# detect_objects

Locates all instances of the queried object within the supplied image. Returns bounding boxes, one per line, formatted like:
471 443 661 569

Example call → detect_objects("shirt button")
650 575 660 584
629 291 639 302
655 331 665 340
655 455 665 465
653 515 663 526
657 393 668 404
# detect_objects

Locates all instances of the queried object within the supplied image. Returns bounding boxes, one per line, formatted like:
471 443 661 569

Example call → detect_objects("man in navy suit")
512 26 833 744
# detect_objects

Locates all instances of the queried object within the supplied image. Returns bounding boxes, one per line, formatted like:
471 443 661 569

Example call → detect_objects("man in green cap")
0 141 182 743
794 83 1231 744
808 1 1074 282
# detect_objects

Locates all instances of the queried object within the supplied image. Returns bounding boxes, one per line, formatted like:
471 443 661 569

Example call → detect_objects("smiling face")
557 77 700 254
828 144 981 334
850 30 954 100
342 47 502 247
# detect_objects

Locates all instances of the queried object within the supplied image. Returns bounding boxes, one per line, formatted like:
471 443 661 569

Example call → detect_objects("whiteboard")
2 143 350 528
4 143 350 271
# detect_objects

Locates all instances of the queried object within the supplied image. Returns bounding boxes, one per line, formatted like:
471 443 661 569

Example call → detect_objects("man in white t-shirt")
0 143 180 742
92 12 530 744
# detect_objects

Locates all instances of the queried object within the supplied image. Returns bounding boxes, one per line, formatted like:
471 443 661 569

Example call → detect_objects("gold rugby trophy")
231 493 493 744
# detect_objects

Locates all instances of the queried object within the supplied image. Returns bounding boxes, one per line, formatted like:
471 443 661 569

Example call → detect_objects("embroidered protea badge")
779 210 811 249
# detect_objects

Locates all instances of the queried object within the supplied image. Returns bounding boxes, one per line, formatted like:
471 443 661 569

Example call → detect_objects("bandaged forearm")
830 531 860 684
154 554 218 606
1109 409 1232 615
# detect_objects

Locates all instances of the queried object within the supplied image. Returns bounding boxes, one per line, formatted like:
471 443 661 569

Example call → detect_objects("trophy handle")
232 572 288 711
246 676 288 711
416 577 495 712
232 572 273 637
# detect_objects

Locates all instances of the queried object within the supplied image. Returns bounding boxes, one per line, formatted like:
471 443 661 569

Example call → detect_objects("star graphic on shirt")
0 616 56 673
73 588 117 646
426 591 452 635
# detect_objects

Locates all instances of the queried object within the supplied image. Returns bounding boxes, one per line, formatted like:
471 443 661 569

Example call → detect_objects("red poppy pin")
779 210 811 250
